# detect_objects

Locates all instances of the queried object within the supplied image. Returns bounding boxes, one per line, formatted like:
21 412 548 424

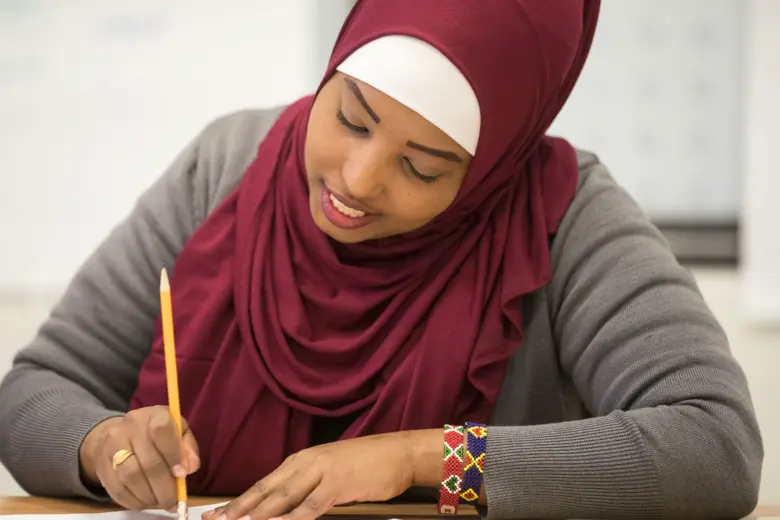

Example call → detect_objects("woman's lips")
320 185 379 230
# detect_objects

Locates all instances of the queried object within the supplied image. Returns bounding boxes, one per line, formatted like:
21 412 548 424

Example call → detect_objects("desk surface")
0 497 477 518
1 497 779 519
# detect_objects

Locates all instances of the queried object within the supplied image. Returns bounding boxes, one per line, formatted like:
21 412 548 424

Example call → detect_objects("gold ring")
112 449 135 470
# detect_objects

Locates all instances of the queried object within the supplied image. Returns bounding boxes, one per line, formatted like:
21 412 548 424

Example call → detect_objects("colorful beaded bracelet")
460 422 487 505
437 424 465 515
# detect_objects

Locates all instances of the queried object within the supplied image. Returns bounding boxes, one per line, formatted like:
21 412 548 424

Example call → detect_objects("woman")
0 1 763 519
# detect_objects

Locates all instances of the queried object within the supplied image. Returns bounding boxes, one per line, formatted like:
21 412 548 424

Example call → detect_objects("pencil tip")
160 268 170 291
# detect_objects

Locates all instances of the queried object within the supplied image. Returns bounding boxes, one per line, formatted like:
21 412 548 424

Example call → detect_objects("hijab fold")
130 0 600 494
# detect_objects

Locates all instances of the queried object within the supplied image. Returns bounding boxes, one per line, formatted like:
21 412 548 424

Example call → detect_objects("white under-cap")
336 35 481 156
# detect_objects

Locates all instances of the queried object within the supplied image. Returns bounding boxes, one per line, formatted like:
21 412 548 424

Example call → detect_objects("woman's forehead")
338 74 471 159
324 0 591 172
336 35 481 156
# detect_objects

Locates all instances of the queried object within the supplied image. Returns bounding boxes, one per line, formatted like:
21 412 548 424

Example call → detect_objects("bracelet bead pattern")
437 424 465 515
460 422 487 504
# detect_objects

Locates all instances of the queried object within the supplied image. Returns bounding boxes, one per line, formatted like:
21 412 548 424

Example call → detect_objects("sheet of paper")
1 502 229 520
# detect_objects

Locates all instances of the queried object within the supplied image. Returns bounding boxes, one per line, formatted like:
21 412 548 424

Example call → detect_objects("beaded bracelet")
437 424 465 515
460 422 488 505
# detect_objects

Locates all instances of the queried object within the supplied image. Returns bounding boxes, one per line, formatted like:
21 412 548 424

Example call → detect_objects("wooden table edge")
1 497 778 518
0 497 477 517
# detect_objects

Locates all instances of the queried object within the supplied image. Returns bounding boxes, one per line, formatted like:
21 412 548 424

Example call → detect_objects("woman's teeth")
330 193 366 218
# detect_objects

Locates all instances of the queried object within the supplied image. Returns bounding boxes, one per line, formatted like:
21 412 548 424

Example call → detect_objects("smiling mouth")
329 192 367 218
320 184 378 230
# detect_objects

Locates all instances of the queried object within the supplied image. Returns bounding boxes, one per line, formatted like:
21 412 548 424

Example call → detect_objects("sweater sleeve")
0 106 287 500
0 126 209 499
482 160 763 519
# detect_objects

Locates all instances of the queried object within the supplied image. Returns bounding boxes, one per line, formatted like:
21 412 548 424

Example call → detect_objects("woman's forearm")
408 428 445 488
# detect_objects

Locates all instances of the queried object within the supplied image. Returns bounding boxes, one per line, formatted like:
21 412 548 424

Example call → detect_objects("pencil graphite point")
160 267 170 291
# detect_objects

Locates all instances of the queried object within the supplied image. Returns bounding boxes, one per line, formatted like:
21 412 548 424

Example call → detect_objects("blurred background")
1 0 778 505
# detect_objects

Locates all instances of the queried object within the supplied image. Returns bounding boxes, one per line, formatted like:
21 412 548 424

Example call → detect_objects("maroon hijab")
130 0 600 494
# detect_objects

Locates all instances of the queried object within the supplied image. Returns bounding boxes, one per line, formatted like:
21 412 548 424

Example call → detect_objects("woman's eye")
405 159 439 184
334 111 439 184
336 110 368 135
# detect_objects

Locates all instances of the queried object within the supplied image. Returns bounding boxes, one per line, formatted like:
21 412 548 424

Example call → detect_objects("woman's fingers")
243 470 321 520
145 407 190 478
182 424 201 474
270 484 337 520
130 427 178 509
217 479 278 520
113 450 159 507
104 479 147 512
98 427 153 510
93 406 201 511
217 464 306 520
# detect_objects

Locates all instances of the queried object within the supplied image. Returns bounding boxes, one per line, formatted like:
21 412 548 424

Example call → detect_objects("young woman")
0 1 763 519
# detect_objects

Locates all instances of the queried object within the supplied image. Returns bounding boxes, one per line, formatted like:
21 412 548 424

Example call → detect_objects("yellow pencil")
160 268 188 520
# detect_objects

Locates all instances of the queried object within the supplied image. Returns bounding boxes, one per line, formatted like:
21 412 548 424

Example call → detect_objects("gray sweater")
0 108 763 519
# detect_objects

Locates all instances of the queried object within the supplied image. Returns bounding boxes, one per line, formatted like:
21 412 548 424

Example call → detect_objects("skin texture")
79 74 476 516
81 414 445 515
304 72 472 243
203 430 447 520
80 406 200 511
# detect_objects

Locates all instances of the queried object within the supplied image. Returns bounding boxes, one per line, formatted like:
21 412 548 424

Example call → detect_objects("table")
1 497 779 519
0 497 476 518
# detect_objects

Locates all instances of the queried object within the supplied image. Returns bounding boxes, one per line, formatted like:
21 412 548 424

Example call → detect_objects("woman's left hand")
206 430 440 520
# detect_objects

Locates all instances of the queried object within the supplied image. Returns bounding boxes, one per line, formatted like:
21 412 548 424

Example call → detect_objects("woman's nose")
341 150 388 200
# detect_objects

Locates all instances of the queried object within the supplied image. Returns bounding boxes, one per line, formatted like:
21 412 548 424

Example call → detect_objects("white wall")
0 0 327 292
0 0 756 291
741 0 780 326
548 0 744 223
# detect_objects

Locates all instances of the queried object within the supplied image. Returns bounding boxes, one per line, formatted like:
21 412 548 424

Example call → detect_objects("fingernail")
172 464 187 478
237 516 250 520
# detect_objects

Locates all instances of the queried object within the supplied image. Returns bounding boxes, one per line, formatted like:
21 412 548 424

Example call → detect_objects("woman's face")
304 73 472 244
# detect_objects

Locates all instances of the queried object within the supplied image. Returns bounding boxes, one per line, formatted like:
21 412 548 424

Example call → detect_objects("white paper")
2 502 229 520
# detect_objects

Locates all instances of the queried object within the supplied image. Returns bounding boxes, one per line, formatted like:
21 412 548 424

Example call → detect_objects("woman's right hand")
79 405 200 510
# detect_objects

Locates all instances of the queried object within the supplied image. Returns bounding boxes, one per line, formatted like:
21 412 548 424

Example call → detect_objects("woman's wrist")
407 428 446 488
404 426 489 507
